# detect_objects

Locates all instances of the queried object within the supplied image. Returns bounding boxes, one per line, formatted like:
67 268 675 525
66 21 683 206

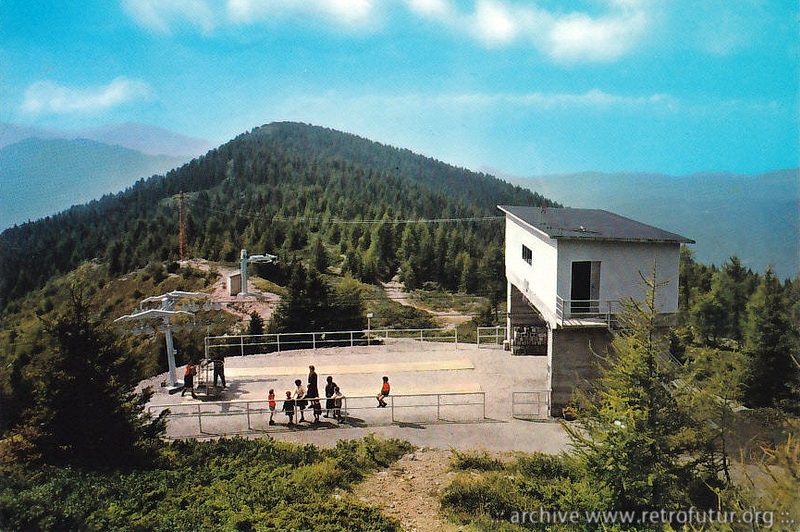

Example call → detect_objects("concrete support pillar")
549 326 613 416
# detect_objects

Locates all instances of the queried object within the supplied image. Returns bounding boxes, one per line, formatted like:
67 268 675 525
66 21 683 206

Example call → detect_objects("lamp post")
366 312 373 346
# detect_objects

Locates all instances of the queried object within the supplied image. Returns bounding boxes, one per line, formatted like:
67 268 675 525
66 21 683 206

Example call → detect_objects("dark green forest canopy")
0 121 555 310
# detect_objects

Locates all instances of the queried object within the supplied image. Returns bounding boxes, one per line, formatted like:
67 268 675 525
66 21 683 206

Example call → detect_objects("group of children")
265 366 391 427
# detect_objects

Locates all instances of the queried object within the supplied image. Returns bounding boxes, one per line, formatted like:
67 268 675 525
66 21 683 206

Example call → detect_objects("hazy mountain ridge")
0 137 186 229
494 168 799 277
0 121 212 158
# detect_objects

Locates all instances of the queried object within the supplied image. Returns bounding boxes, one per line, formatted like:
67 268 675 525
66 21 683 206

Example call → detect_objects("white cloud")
228 0 376 26
122 0 215 34
279 89 676 115
472 0 518 46
411 0 652 62
443 89 674 109
124 0 378 32
546 9 647 62
405 0 452 19
121 0 651 62
21 77 153 115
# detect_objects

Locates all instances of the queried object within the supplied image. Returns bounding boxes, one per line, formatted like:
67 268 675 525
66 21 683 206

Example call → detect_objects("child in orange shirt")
268 388 276 425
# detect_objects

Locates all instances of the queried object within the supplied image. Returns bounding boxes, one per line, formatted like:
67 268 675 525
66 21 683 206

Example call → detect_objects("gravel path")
350 448 465 532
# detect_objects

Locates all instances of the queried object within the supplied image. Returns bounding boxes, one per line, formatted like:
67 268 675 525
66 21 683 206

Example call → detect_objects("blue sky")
1 0 797 176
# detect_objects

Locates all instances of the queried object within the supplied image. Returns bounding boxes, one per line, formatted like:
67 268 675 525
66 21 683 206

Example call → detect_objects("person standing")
306 365 320 423
268 388 276 426
293 379 308 422
213 357 226 388
333 385 344 422
283 391 295 425
324 375 337 418
181 362 197 398
376 376 390 407
307 365 319 399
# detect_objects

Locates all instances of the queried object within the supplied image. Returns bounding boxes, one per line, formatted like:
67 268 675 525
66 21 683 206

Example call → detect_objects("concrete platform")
140 340 570 453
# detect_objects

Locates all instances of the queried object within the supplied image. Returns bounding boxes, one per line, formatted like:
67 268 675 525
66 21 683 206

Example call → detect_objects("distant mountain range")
494 169 799 278
0 122 212 157
0 138 187 229
0 122 213 229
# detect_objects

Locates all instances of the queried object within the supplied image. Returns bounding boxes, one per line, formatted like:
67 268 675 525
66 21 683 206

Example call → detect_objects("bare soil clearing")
382 279 473 327
350 448 465 532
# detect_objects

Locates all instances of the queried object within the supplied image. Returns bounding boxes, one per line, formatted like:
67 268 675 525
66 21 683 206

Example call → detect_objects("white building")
499 205 694 414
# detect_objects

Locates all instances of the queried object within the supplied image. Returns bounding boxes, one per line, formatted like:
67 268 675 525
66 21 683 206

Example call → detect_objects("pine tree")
310 236 329 273
744 268 800 411
565 269 719 512
247 310 265 337
685 346 748 483
9 289 166 467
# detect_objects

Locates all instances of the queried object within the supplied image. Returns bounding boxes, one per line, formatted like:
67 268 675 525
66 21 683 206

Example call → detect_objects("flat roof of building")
498 205 695 244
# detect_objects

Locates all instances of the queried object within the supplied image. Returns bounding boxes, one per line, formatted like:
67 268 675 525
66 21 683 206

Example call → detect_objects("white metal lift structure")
239 249 278 296
115 291 214 390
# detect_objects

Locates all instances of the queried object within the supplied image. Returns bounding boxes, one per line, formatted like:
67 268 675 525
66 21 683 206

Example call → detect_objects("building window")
522 245 532 265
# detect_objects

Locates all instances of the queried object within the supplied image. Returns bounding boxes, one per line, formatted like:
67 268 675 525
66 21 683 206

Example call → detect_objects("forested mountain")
0 138 185 229
0 121 553 310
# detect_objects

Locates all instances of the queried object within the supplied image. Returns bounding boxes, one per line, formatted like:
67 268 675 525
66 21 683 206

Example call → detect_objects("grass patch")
410 288 487 314
441 452 614 531
358 283 438 330
251 276 287 297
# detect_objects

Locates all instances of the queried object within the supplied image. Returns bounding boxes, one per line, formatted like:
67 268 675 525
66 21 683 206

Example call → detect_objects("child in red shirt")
376 376 390 407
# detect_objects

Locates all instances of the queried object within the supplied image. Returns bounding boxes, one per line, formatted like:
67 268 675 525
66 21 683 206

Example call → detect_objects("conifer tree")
565 269 719 512
744 268 800 411
247 310 264 337
9 289 165 467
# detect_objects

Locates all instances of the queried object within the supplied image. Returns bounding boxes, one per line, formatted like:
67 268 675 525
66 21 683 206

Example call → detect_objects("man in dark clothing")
213 357 226 388
324 375 337 418
307 365 319 398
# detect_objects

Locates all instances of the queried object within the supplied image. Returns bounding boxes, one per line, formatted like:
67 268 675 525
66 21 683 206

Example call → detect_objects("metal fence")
148 391 487 436
205 327 459 358
476 326 506 347
511 390 551 420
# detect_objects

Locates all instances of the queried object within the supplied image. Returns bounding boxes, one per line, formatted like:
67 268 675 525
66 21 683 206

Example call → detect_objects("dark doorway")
569 261 601 314
571 261 591 313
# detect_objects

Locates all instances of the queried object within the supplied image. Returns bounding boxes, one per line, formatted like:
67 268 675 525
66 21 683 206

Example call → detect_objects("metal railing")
476 326 506 347
511 390 551 420
205 327 459 358
148 391 487 435
555 297 621 327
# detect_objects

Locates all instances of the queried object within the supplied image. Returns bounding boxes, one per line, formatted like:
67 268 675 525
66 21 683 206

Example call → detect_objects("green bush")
441 472 524 521
0 436 410 532
450 449 505 471
441 452 615 531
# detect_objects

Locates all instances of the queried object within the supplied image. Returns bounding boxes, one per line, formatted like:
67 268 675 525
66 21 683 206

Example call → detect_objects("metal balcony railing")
555 297 621 327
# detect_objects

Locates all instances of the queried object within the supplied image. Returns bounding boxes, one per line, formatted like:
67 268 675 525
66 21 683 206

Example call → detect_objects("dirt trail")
350 449 465 532
381 279 472 327
185 259 281 329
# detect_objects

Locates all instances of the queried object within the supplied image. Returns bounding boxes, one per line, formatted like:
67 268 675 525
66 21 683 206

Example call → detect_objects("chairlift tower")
240 249 277 296
115 291 219 389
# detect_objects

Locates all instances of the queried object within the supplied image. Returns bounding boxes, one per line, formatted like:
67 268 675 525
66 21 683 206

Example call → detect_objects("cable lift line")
181 195 503 225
